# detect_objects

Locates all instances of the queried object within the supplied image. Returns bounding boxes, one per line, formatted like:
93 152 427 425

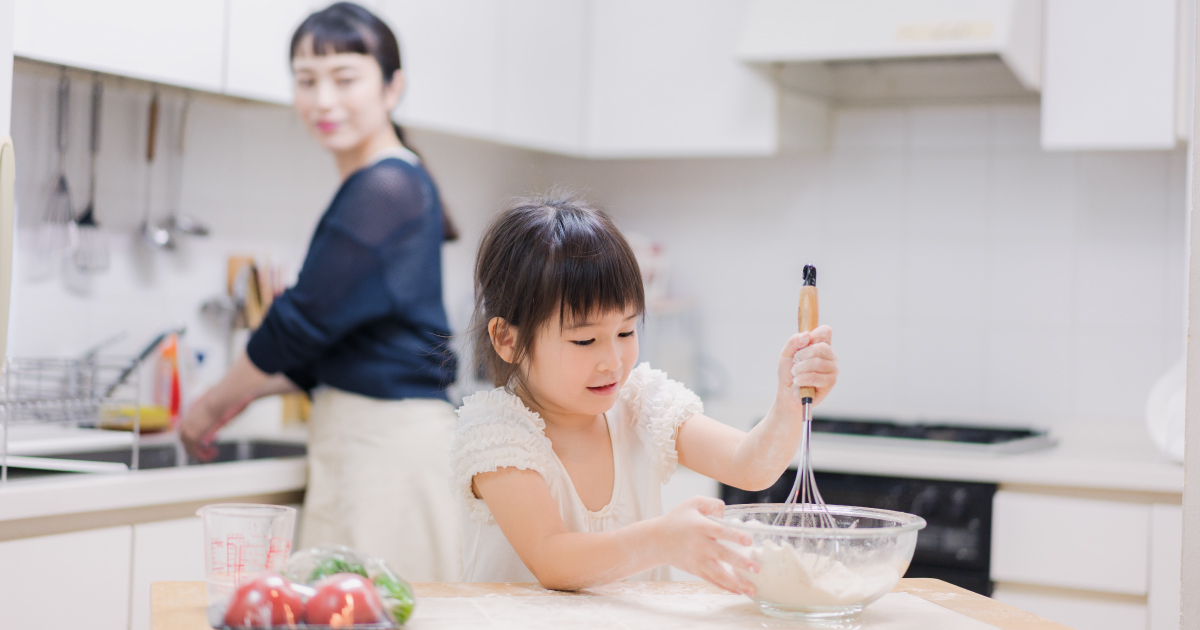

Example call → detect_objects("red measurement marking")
267 537 292 570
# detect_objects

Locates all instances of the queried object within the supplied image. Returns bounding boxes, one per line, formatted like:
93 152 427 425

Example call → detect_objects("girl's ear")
489 317 518 364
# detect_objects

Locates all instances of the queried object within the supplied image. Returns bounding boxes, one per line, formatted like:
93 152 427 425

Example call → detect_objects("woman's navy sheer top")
247 156 457 400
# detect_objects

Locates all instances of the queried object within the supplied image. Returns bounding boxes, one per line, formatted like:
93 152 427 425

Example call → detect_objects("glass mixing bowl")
717 504 926 623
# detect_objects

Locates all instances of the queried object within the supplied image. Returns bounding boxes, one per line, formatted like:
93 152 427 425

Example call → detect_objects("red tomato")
304 573 385 626
223 573 305 628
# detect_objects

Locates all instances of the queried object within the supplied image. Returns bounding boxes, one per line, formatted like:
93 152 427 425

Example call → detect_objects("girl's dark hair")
290 2 459 241
472 191 646 391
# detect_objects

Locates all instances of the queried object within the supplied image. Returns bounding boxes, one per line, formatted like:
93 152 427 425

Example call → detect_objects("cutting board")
151 579 1071 630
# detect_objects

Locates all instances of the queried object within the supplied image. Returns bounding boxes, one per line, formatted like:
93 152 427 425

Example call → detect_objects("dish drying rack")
0 356 143 482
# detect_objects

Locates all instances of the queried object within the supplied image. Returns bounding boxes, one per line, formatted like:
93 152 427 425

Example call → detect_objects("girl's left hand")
777 325 838 408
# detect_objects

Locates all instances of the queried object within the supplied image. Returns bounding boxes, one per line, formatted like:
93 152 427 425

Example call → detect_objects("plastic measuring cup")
197 503 297 624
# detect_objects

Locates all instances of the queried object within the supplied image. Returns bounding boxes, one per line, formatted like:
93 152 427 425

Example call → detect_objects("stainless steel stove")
811 417 1056 454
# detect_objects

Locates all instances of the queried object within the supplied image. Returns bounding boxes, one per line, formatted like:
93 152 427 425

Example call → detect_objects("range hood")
738 0 1042 105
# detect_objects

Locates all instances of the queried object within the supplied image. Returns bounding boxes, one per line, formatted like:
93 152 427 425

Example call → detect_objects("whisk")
773 264 836 528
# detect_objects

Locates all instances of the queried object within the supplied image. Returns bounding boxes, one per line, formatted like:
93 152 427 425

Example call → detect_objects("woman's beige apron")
299 387 462 582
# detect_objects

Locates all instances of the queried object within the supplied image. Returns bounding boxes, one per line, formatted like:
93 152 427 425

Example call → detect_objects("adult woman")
180 2 461 581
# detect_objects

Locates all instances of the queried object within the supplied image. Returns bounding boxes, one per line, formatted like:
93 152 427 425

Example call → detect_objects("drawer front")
992 585 1148 630
992 491 1149 595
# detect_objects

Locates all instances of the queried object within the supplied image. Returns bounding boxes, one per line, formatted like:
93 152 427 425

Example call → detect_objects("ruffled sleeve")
448 388 557 524
619 363 704 483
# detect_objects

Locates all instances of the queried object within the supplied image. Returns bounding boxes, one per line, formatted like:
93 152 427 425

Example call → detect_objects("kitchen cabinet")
584 0 776 157
386 0 777 158
1148 504 1183 630
225 0 387 105
991 489 1183 630
13 0 226 92
224 0 315 104
130 517 206 630
992 490 1150 595
1041 0 1178 150
0 526 133 630
992 585 1148 630
495 0 589 154
386 0 502 140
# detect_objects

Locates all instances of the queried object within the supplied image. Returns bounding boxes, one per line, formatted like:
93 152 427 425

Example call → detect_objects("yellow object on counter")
100 404 171 432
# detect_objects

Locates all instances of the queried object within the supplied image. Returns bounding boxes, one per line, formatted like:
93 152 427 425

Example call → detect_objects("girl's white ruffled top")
449 363 703 583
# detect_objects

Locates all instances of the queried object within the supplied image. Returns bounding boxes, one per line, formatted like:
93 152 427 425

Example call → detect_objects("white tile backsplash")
984 327 1074 424
899 322 986 419
905 154 989 237
987 237 1074 327
990 152 1077 238
909 106 991 151
832 108 908 154
905 236 988 324
542 103 1186 428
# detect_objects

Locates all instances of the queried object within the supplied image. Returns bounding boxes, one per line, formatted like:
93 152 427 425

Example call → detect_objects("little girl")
449 193 838 595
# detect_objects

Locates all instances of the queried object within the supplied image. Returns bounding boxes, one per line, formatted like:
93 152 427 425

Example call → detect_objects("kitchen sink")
0 438 307 479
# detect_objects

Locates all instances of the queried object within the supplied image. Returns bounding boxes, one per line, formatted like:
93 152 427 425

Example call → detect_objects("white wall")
7 60 542 392
10 61 1186 430
541 104 1187 429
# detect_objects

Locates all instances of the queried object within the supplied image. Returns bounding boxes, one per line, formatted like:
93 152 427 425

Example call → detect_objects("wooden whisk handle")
798 266 818 401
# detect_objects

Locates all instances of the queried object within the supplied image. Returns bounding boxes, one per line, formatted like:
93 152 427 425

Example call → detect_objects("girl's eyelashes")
571 331 633 345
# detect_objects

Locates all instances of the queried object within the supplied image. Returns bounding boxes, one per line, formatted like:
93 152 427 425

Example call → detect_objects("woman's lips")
316 121 338 133
587 382 618 396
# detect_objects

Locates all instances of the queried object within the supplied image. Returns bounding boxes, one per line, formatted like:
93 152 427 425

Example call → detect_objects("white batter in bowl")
717 504 925 622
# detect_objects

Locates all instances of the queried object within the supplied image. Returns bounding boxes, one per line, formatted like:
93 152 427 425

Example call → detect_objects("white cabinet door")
992 585 1148 630
225 0 316 104
495 0 588 154
585 0 777 158
1041 0 1177 150
13 0 226 92
992 490 1150 595
130 517 206 630
0 526 133 630
1148 504 1182 630
386 0 502 140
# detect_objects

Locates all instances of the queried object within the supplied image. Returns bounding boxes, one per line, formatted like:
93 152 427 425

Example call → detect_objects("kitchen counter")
151 579 1070 630
0 429 307 540
803 423 1182 495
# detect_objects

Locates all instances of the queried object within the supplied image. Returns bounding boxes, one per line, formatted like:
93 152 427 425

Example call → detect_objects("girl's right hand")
653 496 759 596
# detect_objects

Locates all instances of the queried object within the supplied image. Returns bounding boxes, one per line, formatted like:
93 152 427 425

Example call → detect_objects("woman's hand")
178 354 300 461
179 390 251 462
778 325 838 408
652 497 759 596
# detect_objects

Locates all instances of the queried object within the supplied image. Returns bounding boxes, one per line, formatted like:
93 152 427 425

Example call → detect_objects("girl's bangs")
555 231 645 327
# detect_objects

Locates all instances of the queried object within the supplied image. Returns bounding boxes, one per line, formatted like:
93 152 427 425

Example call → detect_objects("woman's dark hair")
290 2 459 241
471 191 646 392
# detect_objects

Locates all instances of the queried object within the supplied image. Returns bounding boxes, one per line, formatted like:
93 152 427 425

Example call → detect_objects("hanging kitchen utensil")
139 90 174 249
158 93 210 240
72 75 109 272
33 69 74 278
773 264 835 528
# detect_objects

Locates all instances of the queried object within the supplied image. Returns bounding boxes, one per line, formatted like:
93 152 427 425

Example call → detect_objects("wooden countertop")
152 579 1069 630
